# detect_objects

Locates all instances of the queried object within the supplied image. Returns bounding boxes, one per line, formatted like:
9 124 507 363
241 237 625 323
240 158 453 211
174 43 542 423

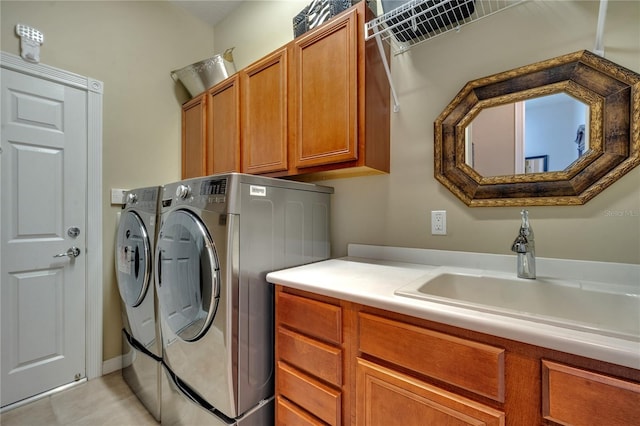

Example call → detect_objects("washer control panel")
127 192 138 204
125 187 159 211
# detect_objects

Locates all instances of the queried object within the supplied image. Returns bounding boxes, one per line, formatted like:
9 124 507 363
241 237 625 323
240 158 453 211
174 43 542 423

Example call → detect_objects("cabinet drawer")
276 396 325 426
278 327 342 386
278 291 342 345
356 358 505 426
278 361 341 426
542 360 640 425
358 312 505 402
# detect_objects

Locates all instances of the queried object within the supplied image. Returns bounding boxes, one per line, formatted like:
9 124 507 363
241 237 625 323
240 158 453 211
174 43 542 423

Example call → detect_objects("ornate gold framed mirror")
434 50 640 207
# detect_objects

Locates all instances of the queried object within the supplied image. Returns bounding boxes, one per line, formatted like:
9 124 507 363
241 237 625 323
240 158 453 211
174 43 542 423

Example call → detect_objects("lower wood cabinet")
275 289 345 425
276 395 325 426
358 312 505 402
278 361 342 425
542 360 640 425
274 285 640 426
356 358 504 426
278 327 342 386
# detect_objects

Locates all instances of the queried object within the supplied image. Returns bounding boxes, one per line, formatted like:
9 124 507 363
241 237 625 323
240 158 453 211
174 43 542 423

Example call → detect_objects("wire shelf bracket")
365 0 527 112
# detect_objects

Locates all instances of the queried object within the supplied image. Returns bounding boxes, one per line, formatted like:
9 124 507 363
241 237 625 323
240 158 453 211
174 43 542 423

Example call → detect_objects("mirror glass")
465 93 589 177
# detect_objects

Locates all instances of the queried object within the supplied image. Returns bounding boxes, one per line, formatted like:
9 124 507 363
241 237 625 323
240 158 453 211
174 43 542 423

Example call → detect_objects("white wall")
214 0 310 69
1 0 215 362
216 0 640 264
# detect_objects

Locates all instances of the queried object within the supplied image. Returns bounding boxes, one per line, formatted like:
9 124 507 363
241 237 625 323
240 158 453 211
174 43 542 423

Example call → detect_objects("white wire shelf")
366 0 526 55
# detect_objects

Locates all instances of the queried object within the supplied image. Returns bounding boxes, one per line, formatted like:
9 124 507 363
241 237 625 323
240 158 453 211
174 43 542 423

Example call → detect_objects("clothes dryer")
115 186 162 421
155 173 333 425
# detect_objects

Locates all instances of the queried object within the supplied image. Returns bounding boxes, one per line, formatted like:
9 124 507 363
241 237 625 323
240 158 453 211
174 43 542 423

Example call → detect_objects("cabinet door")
356 358 505 426
542 360 640 425
181 94 207 179
293 8 358 169
241 47 289 175
359 312 505 402
207 75 240 174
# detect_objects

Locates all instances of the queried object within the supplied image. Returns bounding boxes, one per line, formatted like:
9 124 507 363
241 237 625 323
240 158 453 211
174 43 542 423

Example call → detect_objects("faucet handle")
511 235 529 253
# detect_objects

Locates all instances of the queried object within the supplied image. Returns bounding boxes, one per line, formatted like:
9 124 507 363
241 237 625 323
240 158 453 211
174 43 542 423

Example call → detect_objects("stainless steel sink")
395 273 640 340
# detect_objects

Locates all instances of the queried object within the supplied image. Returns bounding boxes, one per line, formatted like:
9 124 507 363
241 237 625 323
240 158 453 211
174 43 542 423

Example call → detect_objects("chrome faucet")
511 209 536 279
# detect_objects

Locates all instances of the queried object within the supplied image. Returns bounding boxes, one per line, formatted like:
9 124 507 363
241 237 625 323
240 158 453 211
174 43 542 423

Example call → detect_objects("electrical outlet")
431 210 447 235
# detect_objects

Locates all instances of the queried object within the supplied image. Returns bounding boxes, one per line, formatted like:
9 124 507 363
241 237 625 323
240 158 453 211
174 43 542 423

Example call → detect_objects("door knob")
54 247 81 258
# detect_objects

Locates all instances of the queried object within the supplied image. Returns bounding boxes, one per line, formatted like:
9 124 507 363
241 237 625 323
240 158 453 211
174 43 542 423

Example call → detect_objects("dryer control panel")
200 178 228 206
200 178 227 196
162 178 229 211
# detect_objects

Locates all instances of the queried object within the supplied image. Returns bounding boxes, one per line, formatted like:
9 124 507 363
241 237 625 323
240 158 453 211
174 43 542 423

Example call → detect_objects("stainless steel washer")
155 173 333 425
115 186 162 421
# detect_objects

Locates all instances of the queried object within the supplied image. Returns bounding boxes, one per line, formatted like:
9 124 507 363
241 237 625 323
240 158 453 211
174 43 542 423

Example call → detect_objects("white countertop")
266 244 640 370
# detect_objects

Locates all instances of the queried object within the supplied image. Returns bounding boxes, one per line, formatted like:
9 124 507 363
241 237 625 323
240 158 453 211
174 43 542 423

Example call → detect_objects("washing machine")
115 186 163 421
155 173 333 425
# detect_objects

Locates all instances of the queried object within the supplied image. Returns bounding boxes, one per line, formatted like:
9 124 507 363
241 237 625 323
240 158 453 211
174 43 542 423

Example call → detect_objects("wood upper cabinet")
207 75 241 174
181 3 389 179
181 93 207 179
181 76 241 179
292 8 357 169
291 2 390 176
241 47 289 175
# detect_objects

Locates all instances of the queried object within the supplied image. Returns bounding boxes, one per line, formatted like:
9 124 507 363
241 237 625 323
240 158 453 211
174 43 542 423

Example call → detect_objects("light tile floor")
0 372 159 426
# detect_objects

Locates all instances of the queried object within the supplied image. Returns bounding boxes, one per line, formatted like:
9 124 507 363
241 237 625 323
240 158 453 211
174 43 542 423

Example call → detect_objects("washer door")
115 211 152 307
155 209 220 342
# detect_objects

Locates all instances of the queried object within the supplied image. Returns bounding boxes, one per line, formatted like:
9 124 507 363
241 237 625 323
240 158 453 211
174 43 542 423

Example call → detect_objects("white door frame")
1 51 103 380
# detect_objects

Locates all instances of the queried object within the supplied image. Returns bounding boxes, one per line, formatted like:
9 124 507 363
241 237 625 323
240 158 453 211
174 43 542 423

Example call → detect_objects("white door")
1 68 87 407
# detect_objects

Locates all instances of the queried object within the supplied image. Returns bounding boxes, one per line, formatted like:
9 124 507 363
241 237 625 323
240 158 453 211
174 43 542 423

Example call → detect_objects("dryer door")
116 211 152 307
155 209 220 342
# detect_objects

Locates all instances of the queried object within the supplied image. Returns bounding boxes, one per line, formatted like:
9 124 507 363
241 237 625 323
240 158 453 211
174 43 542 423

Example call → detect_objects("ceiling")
170 1 244 27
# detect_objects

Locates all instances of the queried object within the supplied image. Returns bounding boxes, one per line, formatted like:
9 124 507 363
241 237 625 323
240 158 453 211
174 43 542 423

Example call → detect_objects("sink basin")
395 273 640 341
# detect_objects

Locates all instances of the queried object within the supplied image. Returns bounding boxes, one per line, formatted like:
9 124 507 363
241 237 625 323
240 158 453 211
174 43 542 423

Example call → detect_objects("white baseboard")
102 355 122 375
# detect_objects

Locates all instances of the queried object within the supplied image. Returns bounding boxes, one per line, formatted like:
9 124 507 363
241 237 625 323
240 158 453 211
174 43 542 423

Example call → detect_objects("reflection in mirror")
465 93 589 177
